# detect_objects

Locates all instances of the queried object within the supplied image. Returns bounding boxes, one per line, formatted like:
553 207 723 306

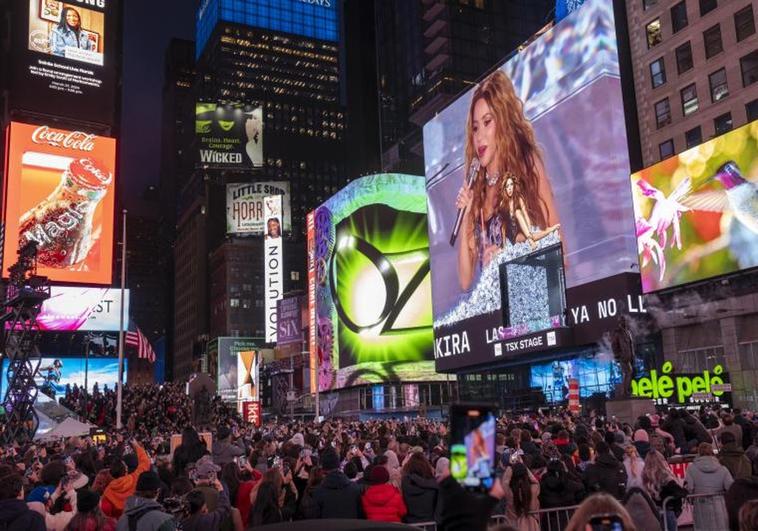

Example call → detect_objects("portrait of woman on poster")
456 69 560 291
51 7 89 57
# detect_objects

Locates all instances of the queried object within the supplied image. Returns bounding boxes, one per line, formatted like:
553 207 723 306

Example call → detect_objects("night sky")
120 0 194 209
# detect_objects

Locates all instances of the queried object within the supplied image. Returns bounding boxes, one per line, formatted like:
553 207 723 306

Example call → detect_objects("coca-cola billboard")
2 121 117 285
10 0 119 126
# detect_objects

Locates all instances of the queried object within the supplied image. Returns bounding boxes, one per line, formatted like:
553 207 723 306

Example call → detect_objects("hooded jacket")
683 415 711 445
311 470 364 519
361 483 407 523
115 496 174 531
400 473 439 523
102 443 151 519
583 453 627 499
685 455 734 494
0 499 46 531
718 443 753 480
180 487 230 531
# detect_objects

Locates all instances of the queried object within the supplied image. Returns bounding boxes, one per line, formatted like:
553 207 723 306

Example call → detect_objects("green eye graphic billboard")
309 174 441 391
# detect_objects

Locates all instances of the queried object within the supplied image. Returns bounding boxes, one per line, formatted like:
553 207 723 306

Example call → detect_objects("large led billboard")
631 121 758 292
196 103 263 168
37 286 129 331
214 337 260 402
226 182 291 235
2 122 117 285
0 357 126 398
11 0 119 125
196 0 339 59
308 174 442 391
424 0 637 371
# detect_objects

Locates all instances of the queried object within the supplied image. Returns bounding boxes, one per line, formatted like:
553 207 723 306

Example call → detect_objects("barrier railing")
490 505 579 531
662 491 727 531
409 521 437 531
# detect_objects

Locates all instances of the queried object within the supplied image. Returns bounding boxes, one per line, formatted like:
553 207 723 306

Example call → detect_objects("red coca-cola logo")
31 126 96 152
70 158 112 189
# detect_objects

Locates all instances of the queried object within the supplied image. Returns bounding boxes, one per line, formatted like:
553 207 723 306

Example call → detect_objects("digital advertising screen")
35 286 129 331
631 121 758 293
237 350 259 402
424 0 636 371
2 122 117 285
214 337 260 402
196 103 263 168
264 195 284 343
308 174 443 391
11 0 119 125
0 357 126 399
226 182 291 235
530 355 620 403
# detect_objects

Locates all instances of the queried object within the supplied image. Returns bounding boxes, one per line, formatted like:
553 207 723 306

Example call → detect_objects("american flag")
125 326 156 363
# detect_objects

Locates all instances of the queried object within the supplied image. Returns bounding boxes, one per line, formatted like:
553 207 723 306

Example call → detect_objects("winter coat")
115 497 175 531
0 499 46 531
623 488 662 531
311 470 364 519
684 416 712 446
726 477 758 530
179 487 231 531
662 417 688 451
583 453 627 499
401 473 439 523
503 481 540 531
539 474 584 508
735 414 753 451
102 444 151 519
211 439 245 466
718 443 753 480
362 483 407 523
685 455 733 531
623 456 646 491
718 424 744 449
437 476 499 531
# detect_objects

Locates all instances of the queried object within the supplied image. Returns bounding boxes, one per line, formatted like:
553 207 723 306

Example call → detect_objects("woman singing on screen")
456 70 559 291
51 7 88 57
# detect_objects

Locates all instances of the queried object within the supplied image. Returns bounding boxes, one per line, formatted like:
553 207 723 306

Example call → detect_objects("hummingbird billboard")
632 121 758 292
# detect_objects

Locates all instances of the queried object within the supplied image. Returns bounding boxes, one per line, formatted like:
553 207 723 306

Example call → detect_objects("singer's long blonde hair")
463 70 548 244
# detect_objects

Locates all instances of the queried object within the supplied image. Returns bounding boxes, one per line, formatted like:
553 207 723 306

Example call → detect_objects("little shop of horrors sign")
435 273 650 371
632 362 732 406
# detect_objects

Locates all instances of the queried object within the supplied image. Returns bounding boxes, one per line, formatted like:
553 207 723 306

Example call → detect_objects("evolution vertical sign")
264 195 284 343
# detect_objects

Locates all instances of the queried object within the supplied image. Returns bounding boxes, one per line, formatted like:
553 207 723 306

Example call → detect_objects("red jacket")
236 470 263 526
361 483 407 523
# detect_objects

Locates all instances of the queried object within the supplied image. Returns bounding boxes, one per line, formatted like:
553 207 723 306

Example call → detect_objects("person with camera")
180 478 230 531
102 440 151 519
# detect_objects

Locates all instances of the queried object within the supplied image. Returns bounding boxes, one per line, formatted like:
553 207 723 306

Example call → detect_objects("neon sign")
631 362 730 404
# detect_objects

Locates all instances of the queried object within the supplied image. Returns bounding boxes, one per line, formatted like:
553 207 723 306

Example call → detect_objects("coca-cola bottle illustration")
18 158 112 268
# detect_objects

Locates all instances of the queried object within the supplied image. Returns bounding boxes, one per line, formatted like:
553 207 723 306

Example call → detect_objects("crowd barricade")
662 492 727 531
490 505 579 531
409 521 437 531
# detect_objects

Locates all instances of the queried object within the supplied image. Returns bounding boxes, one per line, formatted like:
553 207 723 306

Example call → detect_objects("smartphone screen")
449 403 496 490
589 514 625 531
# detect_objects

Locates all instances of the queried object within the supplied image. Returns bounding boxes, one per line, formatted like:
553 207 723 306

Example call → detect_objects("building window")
659 139 675 160
714 112 733 135
735 5 756 42
747 98 758 121
647 19 663 48
699 0 717 16
650 58 666 88
644 0 658 9
675 42 694 74
230 298 240 308
681 84 699 116
671 2 688 33
709 68 729 102
673 347 725 373
685 126 702 148
741 50 758 86
703 25 723 59
655 98 672 128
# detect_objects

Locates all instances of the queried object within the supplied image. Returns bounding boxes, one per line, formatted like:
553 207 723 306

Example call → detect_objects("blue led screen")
197 0 339 59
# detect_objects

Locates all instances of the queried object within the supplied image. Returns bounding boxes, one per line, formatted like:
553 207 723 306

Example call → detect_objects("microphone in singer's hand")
449 158 481 247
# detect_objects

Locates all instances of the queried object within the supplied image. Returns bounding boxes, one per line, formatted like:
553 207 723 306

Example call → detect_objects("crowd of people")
1 382 758 530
